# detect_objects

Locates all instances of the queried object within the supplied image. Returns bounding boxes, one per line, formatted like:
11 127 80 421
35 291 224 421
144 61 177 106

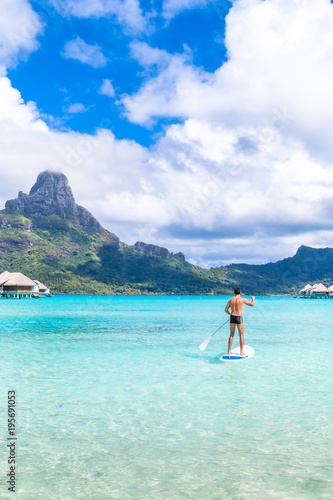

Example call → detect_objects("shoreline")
1 292 293 297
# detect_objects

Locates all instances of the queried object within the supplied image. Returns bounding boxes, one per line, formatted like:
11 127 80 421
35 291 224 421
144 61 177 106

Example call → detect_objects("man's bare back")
226 295 252 316
225 288 255 356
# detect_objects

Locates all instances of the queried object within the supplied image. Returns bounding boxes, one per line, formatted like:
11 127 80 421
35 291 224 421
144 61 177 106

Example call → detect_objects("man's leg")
227 323 235 355
237 323 245 355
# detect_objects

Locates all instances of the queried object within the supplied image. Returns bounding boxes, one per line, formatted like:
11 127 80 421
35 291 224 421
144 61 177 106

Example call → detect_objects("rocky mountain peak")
132 241 185 261
5 171 102 230
29 171 76 214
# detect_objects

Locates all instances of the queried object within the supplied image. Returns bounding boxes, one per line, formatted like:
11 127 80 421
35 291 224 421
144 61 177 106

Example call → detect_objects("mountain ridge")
0 171 332 295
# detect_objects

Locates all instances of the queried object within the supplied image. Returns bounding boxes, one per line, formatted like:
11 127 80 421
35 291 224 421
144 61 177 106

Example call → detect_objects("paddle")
199 318 230 351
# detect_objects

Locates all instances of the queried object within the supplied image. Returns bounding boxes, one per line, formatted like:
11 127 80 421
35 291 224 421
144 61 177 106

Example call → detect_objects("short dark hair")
234 287 241 295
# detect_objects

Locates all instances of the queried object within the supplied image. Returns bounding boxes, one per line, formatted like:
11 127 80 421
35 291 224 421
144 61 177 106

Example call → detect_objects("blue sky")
2 0 333 267
8 1 231 145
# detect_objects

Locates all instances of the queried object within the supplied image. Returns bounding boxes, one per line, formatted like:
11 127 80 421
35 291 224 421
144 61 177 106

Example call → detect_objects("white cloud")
0 77 48 131
0 0 43 69
99 79 116 98
66 103 90 114
117 0 333 262
0 76 167 233
1 70 333 266
129 41 172 68
4 0 333 265
62 37 107 68
123 46 209 126
148 118 331 231
123 0 333 162
162 0 208 20
53 0 147 34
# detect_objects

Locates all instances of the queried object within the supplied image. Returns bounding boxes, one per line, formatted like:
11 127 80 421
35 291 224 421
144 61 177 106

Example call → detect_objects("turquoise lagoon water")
0 295 332 500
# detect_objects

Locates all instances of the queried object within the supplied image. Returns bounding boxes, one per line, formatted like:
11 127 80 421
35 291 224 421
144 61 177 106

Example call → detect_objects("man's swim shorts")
230 315 243 324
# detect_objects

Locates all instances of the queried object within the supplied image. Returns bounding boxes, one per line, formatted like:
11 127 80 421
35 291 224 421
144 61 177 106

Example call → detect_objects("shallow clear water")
0 296 332 499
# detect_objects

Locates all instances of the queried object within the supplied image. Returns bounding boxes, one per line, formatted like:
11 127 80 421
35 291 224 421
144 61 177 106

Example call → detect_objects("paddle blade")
199 336 211 351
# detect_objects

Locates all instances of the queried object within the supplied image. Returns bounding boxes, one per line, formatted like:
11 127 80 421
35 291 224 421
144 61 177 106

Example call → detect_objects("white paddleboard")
220 345 254 362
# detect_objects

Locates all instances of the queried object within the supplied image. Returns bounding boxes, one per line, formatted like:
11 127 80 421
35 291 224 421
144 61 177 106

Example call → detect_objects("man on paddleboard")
225 288 255 356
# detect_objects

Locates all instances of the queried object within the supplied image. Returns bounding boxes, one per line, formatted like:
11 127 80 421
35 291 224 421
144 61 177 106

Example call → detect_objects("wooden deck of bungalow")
301 294 333 299
0 290 34 299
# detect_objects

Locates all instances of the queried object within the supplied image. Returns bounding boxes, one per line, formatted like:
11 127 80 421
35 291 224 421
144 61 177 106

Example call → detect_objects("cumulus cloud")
0 77 48 132
162 0 208 20
129 41 172 68
62 37 108 68
148 118 333 234
99 79 116 98
1 71 333 266
65 103 90 114
123 0 333 159
123 44 209 126
0 0 43 69
53 0 147 34
4 0 333 265
118 0 333 262
0 76 168 235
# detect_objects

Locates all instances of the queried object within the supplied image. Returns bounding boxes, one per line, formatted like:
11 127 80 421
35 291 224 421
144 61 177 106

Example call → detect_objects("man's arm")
225 300 231 315
243 296 255 307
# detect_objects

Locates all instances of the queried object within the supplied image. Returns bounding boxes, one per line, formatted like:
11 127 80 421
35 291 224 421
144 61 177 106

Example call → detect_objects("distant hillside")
216 245 333 295
0 171 332 295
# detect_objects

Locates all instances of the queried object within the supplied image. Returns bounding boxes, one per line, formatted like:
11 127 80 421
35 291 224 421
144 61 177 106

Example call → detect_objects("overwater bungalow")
299 284 312 296
298 282 331 299
310 283 329 298
0 271 38 298
33 280 50 296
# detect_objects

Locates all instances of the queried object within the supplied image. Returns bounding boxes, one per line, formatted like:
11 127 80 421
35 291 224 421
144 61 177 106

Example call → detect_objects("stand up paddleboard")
220 345 254 362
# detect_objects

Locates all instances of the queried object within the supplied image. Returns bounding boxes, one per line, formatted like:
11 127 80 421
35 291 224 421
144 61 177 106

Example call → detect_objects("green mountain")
216 245 333 295
0 171 332 295
0 171 228 294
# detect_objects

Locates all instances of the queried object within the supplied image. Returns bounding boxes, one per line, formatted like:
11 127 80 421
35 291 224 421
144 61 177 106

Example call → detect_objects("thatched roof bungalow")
0 271 51 298
310 283 329 297
299 284 312 295
298 283 333 298
1 271 39 298
0 272 38 292
34 280 50 295
0 271 11 284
